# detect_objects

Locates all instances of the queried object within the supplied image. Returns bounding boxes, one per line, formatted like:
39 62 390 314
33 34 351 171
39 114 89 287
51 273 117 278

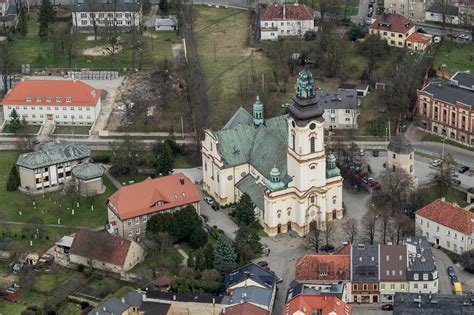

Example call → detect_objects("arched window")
310 137 315 153
287 208 292 217
309 195 315 204
277 210 282 219
332 196 337 205
410 165 413 173
292 134 296 151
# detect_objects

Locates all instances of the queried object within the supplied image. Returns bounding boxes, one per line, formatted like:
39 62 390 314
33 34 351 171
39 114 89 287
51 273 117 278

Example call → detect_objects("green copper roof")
295 67 316 99
72 163 105 180
252 96 264 126
326 153 340 178
222 107 254 130
17 142 90 170
235 174 265 210
267 166 285 192
327 153 336 163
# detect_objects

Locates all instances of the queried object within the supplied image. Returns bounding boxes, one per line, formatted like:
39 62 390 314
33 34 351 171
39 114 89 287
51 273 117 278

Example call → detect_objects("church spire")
252 95 264 126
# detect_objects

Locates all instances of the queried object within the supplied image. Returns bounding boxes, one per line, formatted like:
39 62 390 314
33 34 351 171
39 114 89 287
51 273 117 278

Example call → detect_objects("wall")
387 150 417 185
369 26 415 48
385 0 427 21
380 282 409 302
69 254 124 273
18 167 36 191
260 18 314 40
425 11 460 24
323 108 359 130
72 10 141 29
123 241 145 272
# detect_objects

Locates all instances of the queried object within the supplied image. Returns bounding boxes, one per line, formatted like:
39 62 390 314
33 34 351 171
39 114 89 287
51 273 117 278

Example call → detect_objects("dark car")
447 266 455 277
372 149 379 157
451 274 458 285
417 28 426 34
320 245 335 253
211 204 220 211
382 304 394 311
367 12 373 17
459 166 470 173
452 179 461 186
32 138 40 145
257 261 269 269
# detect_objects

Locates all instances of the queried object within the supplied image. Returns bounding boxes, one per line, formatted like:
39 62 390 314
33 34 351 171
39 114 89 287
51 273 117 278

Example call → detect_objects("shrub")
460 249 474 273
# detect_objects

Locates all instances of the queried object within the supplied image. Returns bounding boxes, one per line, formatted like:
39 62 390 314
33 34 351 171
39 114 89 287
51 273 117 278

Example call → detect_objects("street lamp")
441 137 446 159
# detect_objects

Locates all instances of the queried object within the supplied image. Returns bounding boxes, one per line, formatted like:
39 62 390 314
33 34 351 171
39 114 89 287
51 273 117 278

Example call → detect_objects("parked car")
431 159 443 167
367 11 373 17
32 138 40 145
359 148 365 156
363 177 374 184
417 28 426 34
451 274 458 285
381 304 394 311
320 245 335 252
448 33 458 38
211 204 220 211
257 261 269 269
261 243 270 256
372 149 379 157
452 179 461 186
434 36 441 43
447 266 455 277
459 166 470 174
459 34 471 40
203 197 214 205
368 3 373 8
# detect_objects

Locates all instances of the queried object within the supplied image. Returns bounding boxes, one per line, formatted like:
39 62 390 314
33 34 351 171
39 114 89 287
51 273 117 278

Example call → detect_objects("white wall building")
320 90 359 130
201 69 344 237
406 237 439 294
387 133 418 186
260 3 315 40
416 198 474 254
425 3 460 25
2 79 102 126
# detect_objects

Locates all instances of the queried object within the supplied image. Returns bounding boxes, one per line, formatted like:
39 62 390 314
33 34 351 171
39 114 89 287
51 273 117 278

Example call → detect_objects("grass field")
422 133 474 152
2 124 41 135
420 185 468 207
53 125 91 135
12 9 179 69
433 41 474 73
285 0 359 16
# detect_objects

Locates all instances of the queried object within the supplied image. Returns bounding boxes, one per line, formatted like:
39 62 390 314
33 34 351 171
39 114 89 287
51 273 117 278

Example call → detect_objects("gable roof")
235 174 266 210
222 107 254 130
421 81 474 108
72 0 141 12
295 254 350 281
351 244 379 282
88 297 129 315
146 291 222 303
70 229 133 267
16 142 90 169
379 244 407 281
225 263 278 289
416 199 474 235
260 3 314 21
285 295 352 315
406 32 432 44
221 286 273 308
451 71 474 91
370 13 414 33
387 133 413 154
2 79 101 106
108 173 200 220
221 302 269 315
427 2 459 16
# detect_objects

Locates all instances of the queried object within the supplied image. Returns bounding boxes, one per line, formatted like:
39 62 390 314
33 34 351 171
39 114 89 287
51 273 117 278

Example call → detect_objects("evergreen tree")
195 249 206 271
234 193 256 225
6 165 20 191
8 109 21 134
38 0 56 40
155 142 173 177
171 205 202 242
189 227 208 249
187 255 195 268
213 235 237 271
235 226 262 263
203 243 215 269
159 0 169 15
18 6 28 37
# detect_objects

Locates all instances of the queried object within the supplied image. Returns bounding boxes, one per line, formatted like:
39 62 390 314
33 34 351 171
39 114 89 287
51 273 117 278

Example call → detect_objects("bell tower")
287 68 326 191
252 95 264 126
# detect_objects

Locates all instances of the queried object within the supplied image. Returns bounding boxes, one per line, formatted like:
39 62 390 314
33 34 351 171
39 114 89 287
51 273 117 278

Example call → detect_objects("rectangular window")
66 97 72 102
414 274 419 280
56 97 62 102
423 273 428 280
136 228 140 235
353 284 358 291
363 284 368 291
127 219 132 226
128 230 133 237
400 284 405 290
390 284 395 290
373 284 378 290
35 97 41 102
135 217 140 225
381 284 385 289
142 216 147 222
423 284 428 289
414 283 418 289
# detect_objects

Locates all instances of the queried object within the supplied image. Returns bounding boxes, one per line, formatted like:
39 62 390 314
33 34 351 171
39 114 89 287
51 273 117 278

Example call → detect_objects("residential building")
351 244 380 303
425 2 460 24
384 0 427 21
379 244 409 303
201 69 344 237
223 263 278 313
107 173 201 240
338 83 370 97
416 198 474 254
87 297 131 315
405 237 439 293
71 163 105 196
2 79 102 126
452 0 474 23
406 32 432 51
71 0 141 32
221 303 269 315
393 293 474 314
295 250 351 283
89 290 171 315
144 291 224 315
286 280 351 303
69 229 145 274
260 3 315 40
369 13 416 48
417 71 474 146
0 0 19 29
319 90 360 130
155 15 177 31
284 295 352 315
16 142 90 193
387 133 417 186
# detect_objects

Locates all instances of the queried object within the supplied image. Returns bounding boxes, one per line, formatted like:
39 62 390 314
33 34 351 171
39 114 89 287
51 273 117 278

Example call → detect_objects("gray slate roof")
421 81 474 108
221 286 273 308
406 237 437 280
122 291 144 307
351 244 379 282
427 2 459 16
387 134 413 154
225 263 278 289
72 163 105 180
155 17 177 27
235 175 266 211
72 0 141 12
394 293 474 315
451 71 474 91
17 142 90 170
88 297 129 315
318 90 358 110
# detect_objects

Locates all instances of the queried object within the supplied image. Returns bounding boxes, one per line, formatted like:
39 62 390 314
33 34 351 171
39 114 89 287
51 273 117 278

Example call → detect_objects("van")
454 282 462 295
433 36 441 43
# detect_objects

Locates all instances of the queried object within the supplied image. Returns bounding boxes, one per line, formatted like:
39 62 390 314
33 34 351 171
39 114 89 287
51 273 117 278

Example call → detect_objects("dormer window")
56 97 62 102
66 97 72 102
174 194 178 199
182 192 186 198
46 97 51 102
36 96 42 102
26 96 32 102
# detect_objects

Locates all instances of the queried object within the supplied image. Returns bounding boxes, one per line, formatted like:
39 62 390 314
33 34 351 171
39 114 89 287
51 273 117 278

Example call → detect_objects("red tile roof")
108 173 201 220
285 295 352 315
221 303 269 315
295 254 350 281
260 4 313 21
70 229 132 267
2 79 101 106
416 199 474 235
370 13 414 34
406 32 432 44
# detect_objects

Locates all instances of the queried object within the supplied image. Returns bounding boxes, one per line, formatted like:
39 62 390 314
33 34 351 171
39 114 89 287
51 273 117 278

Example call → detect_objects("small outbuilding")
72 163 105 196
155 16 178 31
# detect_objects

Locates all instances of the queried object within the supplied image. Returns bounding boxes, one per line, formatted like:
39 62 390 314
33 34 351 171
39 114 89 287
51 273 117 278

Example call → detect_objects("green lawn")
34 271 80 293
422 133 474 152
2 124 41 135
12 9 179 69
420 185 468 208
433 41 474 73
0 291 46 315
284 0 359 16
53 125 91 135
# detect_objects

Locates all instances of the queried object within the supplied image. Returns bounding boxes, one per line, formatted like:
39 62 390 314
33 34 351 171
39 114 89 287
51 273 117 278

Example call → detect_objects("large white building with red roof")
107 173 201 240
260 3 315 40
369 13 415 48
416 198 474 254
2 79 102 126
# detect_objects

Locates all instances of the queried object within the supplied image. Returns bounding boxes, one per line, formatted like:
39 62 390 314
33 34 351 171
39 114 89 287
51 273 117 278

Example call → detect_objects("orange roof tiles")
108 173 201 220
295 254 350 281
370 13 414 34
2 79 101 106
285 295 352 315
406 32 432 44
261 3 313 21
221 303 269 315
416 199 474 235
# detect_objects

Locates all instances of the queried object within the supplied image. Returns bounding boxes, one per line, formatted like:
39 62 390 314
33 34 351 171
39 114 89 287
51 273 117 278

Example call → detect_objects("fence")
67 71 120 80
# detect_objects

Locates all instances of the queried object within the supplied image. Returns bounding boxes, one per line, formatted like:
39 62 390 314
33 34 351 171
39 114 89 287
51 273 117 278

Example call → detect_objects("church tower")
253 95 264 126
387 133 418 186
287 68 327 191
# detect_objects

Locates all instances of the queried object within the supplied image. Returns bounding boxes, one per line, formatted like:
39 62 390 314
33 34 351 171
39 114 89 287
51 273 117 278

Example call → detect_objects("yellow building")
369 13 416 48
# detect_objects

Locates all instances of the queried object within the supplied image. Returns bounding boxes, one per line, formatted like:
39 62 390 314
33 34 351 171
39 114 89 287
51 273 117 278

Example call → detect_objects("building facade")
425 2 460 24
384 0 427 21
406 32 432 51
107 173 201 240
320 90 359 130
16 142 91 193
406 237 439 294
417 72 474 147
369 13 416 48
351 244 380 303
260 3 315 40
387 133 418 186
201 69 343 237
2 79 102 126
72 0 141 32
379 244 409 303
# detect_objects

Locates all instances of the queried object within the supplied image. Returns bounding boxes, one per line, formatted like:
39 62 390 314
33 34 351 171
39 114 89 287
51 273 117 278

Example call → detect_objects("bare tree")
372 167 415 215
376 208 391 245
84 0 99 39
390 212 414 245
431 153 457 196
343 218 359 244
0 42 17 92
362 208 378 245
307 220 321 252
322 220 335 249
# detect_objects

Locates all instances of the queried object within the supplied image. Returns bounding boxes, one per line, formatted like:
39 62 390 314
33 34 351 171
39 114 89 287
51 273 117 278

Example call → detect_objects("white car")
203 197 214 205
431 159 443 167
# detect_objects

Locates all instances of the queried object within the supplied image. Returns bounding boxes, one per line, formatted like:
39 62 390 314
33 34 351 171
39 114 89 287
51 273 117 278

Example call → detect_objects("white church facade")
201 69 344 237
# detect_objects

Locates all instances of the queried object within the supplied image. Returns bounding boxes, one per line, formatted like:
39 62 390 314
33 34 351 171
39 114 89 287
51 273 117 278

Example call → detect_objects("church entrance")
288 222 292 231
277 224 281 234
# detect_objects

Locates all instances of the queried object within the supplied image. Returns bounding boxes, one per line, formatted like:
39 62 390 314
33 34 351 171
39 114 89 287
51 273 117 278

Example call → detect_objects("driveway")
199 197 238 240
432 247 474 294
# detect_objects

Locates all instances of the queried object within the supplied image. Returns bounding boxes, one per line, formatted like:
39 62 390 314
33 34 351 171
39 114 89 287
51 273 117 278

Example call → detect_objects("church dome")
387 134 413 154
253 95 263 110
288 68 324 125
326 153 336 164
270 166 280 178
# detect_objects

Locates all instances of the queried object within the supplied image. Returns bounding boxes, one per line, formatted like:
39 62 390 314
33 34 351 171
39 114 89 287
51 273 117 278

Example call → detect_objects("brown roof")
379 244 407 281
70 229 132 267
406 32 432 44
260 3 313 21
285 295 352 315
295 254 350 281
370 13 414 34
416 199 474 235
221 303 269 315
108 173 201 220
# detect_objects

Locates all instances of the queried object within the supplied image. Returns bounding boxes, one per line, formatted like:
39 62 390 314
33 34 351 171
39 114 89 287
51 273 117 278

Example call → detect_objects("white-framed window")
81 20 88 26
142 216 147 222
56 115 59 118
26 96 32 102
414 274 419 280
86 107 91 111
136 228 140 235
81 13 87 18
135 217 140 224
423 273 428 280
87 116 91 119
79 115 83 119
35 97 41 102
54 107 58 110
128 230 133 237
56 97 62 102
32 114 36 118
127 219 132 226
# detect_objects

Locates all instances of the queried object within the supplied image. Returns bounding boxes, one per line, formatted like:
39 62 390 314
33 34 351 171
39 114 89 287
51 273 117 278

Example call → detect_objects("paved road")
199 198 238 240
432 247 474 294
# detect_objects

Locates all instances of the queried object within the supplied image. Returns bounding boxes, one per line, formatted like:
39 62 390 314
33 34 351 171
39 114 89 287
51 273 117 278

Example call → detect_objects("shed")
155 16 178 31
72 163 105 196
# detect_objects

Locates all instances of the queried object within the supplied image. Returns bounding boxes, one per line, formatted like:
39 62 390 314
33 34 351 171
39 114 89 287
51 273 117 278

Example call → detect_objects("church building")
201 69 344 236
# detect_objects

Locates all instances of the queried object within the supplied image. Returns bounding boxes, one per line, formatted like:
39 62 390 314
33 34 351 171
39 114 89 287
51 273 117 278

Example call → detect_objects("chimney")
283 5 286 19
121 297 125 303
441 197 446 202
173 295 176 300
179 176 185 185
